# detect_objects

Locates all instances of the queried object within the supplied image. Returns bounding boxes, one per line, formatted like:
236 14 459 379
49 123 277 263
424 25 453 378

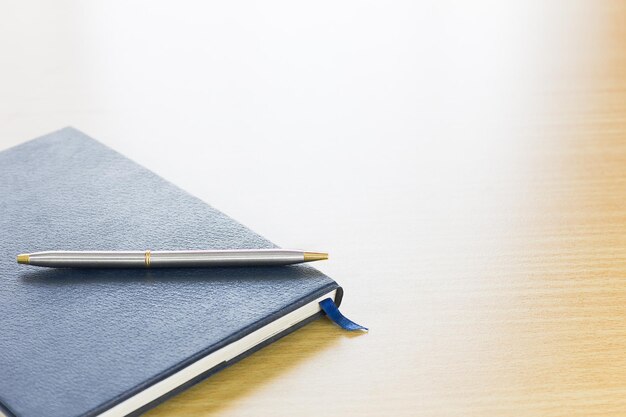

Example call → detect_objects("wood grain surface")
1 1 625 416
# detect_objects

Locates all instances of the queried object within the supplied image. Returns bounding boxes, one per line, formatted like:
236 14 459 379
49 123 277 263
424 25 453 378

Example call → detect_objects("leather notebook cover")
0 128 342 417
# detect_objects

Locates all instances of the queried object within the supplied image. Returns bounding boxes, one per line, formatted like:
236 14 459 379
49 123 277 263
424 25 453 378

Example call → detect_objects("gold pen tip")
17 254 30 264
303 252 328 262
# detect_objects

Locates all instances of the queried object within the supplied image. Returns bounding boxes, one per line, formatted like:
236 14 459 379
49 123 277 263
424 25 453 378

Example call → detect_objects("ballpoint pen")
16 249 328 268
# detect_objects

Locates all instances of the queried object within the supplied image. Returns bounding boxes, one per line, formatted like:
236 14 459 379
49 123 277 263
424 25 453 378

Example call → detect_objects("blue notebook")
0 128 343 417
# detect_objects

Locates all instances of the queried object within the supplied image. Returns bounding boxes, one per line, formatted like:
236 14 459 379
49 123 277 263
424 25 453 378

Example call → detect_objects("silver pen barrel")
17 249 328 268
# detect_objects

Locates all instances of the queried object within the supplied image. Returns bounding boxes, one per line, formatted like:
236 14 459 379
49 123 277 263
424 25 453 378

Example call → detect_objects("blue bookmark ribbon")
319 298 368 332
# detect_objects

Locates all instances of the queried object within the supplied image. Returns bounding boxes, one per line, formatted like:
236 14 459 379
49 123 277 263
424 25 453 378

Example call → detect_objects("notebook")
0 128 344 417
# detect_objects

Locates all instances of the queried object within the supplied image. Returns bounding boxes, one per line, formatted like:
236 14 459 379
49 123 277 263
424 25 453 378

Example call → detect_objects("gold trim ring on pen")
145 250 151 267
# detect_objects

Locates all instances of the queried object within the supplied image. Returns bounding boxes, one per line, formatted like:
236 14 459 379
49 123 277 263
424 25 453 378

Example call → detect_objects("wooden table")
1 1 625 416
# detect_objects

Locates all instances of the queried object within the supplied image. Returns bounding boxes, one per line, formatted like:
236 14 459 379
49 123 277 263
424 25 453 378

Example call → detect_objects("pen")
16 249 328 268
